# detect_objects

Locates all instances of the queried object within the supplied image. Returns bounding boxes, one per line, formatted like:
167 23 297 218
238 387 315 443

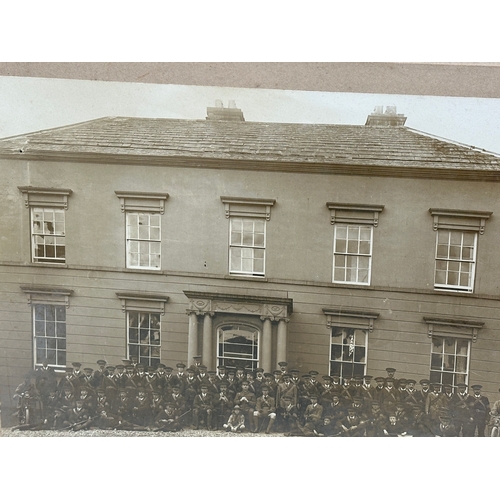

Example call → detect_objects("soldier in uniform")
340 407 365 437
234 380 257 431
451 383 473 437
379 378 400 413
276 373 298 409
299 394 323 436
467 384 490 437
192 383 214 430
214 381 233 430
253 385 277 434
155 402 183 432
92 359 108 388
365 400 387 437
425 383 443 424
385 367 398 388
279 394 301 435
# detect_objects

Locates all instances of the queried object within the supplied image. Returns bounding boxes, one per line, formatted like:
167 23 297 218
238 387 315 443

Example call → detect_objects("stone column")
276 318 288 368
261 317 272 373
202 313 214 371
187 312 198 366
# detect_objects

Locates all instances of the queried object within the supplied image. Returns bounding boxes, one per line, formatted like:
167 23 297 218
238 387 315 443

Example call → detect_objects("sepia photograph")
1 66 500 442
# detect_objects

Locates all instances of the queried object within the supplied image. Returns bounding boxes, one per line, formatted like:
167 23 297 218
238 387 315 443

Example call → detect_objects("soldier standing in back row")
467 384 490 437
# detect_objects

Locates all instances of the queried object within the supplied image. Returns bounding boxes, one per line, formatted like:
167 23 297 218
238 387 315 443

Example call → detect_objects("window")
230 217 266 276
429 208 492 293
333 224 372 284
115 191 169 270
434 230 477 292
323 308 378 383
126 212 161 269
127 311 161 367
116 292 169 367
217 324 260 370
327 203 384 286
33 304 67 368
221 196 275 277
430 336 470 388
330 327 367 380
424 317 482 390
32 207 66 263
18 186 72 264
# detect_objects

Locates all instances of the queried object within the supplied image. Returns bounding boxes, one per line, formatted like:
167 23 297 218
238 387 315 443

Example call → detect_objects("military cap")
331 375 341 380
282 373 291 379
176 363 186 368
219 381 228 387
136 363 145 369
386 367 396 373
278 361 288 367
471 384 483 390
264 373 273 378
322 375 332 381
217 365 226 369
406 379 416 384
309 394 318 399
375 376 385 382
84 367 93 373
186 368 195 373
165 401 176 407
76 399 84 404
233 405 241 409
290 369 300 374
354 375 363 381
107 366 116 372
431 382 442 389
353 396 363 402
72 362 82 368
443 384 452 389
227 370 236 376
309 370 319 376
119 388 128 394
419 379 430 385
172 385 181 391
115 364 124 370
208 371 217 376
199 365 207 370
147 366 155 372
261 385 270 391
347 407 357 413
398 378 407 384
282 395 293 400
255 368 264 373
273 370 281 375
125 365 134 370
96 360 106 366
200 383 209 389
371 400 380 406
364 375 373 380
96 387 106 393
385 377 395 383
164 366 173 371
302 374 311 379
122 359 132 365
241 380 250 385
457 382 467 387
193 355 202 360
157 363 166 369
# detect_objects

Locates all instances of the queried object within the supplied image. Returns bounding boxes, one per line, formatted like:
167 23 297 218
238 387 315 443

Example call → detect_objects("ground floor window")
330 326 367 381
33 304 66 368
430 336 470 388
127 311 161 366
217 324 259 370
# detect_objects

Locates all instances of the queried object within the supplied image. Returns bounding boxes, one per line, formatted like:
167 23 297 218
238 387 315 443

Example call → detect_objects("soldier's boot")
265 418 275 434
206 411 213 431
192 411 199 430
252 415 259 433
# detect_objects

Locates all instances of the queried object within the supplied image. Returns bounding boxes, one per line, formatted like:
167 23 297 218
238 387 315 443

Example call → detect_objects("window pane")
431 353 442 370
336 225 347 239
450 231 462 245
347 226 359 240
347 239 359 254
335 238 346 253
436 244 449 259
254 232 264 247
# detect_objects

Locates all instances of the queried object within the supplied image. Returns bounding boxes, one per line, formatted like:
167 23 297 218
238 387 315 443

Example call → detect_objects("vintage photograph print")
1 75 500 438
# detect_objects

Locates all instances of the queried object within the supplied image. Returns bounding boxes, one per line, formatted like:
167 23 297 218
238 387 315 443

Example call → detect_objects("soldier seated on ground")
223 405 246 433
155 402 182 432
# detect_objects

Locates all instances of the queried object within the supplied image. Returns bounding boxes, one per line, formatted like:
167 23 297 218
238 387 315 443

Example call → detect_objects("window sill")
29 262 68 268
123 268 165 275
224 274 268 282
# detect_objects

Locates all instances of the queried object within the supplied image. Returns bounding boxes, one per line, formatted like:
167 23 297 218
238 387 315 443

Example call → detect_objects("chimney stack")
365 106 407 126
206 100 245 121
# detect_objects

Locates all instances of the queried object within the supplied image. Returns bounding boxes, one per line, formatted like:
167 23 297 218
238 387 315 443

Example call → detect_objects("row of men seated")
12 358 496 436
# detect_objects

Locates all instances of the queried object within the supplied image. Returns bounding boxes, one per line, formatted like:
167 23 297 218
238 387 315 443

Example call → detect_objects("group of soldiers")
12 357 498 436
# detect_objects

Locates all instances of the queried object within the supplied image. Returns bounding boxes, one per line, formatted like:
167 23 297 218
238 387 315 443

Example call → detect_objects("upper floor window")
221 196 275 277
429 208 492 293
327 203 384 286
18 186 72 265
115 191 169 270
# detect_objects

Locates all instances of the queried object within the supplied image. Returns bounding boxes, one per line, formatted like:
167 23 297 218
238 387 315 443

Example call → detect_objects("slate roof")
0 116 499 173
